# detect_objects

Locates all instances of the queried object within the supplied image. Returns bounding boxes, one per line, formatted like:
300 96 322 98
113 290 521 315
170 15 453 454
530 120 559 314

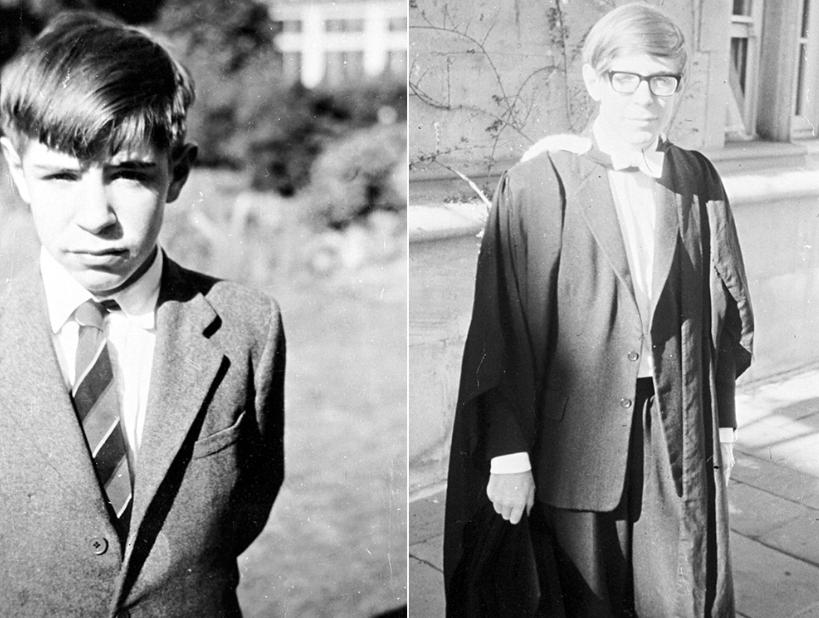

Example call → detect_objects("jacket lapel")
125 257 225 541
0 270 116 528
573 155 636 300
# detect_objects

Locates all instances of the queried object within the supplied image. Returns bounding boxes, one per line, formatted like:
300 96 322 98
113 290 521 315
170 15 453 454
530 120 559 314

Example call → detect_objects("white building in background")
268 0 407 87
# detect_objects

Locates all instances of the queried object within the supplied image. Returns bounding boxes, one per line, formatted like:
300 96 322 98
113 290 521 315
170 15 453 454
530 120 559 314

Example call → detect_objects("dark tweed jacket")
0 255 285 617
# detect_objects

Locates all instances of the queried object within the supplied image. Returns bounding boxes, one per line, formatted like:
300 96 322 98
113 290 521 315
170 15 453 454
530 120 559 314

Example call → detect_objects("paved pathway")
409 368 819 617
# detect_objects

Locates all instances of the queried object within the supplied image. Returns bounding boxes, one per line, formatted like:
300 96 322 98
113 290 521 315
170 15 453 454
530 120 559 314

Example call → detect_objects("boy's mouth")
72 248 129 265
75 248 127 256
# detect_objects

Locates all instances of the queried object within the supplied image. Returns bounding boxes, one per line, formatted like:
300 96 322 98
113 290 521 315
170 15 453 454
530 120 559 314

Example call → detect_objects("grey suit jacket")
0 255 285 618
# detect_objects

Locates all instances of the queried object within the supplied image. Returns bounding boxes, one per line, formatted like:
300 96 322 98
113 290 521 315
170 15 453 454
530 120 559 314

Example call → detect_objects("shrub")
305 123 407 229
246 78 407 197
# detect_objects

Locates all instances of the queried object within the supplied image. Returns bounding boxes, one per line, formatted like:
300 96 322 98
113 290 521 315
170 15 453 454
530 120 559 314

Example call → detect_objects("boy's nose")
76 179 117 233
631 79 655 104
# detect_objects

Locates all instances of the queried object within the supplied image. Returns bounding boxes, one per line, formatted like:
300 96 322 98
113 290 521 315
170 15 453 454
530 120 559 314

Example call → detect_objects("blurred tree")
0 0 165 65
90 0 165 24
149 0 283 168
307 123 407 228
155 0 279 74
0 3 42 66
247 78 407 196
0 0 275 75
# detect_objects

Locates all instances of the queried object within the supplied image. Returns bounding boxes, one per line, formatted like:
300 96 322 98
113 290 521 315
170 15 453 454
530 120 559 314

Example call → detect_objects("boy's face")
1 138 195 296
583 53 683 150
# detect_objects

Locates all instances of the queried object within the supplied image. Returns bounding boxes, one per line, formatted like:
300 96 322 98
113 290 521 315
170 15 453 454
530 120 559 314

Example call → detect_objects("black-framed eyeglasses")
605 71 682 97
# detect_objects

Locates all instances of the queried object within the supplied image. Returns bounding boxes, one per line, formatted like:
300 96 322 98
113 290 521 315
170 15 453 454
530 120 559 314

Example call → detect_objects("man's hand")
486 471 535 525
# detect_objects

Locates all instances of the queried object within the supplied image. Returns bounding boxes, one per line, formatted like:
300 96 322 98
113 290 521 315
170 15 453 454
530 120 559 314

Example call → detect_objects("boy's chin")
620 129 661 150
71 269 135 297
66 248 158 296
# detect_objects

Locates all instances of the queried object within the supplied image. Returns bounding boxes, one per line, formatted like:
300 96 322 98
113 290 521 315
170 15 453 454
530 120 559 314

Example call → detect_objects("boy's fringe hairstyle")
0 11 195 159
583 3 689 79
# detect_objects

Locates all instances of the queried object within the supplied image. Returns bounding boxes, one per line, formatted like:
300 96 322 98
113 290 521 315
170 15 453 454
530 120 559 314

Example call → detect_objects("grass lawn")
0 167 408 617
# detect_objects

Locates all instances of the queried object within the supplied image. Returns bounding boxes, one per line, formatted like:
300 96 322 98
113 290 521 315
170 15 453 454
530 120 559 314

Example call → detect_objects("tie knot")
75 299 119 329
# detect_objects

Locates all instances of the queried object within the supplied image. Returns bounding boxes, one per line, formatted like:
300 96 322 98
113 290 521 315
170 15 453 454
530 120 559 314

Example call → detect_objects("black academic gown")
443 137 754 618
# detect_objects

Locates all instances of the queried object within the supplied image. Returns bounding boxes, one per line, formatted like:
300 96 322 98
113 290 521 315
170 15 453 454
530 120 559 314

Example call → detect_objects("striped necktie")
73 299 132 540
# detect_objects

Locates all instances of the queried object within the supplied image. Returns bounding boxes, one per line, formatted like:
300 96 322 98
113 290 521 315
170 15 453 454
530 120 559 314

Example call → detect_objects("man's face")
2 138 193 296
583 53 683 150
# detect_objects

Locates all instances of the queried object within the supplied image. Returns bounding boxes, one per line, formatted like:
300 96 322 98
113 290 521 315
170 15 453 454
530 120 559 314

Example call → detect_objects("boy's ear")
166 143 197 204
582 64 603 102
0 137 31 204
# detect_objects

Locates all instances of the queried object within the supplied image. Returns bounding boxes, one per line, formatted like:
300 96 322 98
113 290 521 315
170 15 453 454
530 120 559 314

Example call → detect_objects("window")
726 0 763 140
324 51 365 85
282 51 302 83
388 17 408 32
725 0 819 142
324 19 365 33
279 20 302 34
792 0 819 138
387 49 407 79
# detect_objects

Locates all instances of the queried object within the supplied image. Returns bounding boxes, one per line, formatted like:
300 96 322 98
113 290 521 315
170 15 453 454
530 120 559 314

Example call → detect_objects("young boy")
445 4 753 617
0 12 284 617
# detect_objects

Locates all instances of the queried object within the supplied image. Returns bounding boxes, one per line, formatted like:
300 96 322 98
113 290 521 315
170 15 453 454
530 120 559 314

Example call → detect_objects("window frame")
725 2 764 141
792 0 819 139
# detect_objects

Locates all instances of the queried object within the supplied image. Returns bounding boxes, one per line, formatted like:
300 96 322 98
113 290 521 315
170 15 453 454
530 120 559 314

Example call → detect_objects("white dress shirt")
40 246 163 474
594 119 662 379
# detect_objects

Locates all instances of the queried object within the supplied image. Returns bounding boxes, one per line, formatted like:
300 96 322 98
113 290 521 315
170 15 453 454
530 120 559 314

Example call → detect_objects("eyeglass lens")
609 72 679 96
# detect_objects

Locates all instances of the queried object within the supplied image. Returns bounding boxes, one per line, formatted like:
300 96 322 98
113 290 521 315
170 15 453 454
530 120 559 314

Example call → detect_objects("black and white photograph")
0 0 407 616
409 1 819 616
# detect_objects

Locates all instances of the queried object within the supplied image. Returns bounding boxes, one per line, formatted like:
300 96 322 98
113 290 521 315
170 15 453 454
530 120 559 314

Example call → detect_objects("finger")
526 490 535 515
486 479 496 503
509 505 523 525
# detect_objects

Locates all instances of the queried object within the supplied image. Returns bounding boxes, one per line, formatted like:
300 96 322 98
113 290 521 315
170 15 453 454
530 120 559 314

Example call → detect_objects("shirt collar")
592 118 665 178
40 246 163 333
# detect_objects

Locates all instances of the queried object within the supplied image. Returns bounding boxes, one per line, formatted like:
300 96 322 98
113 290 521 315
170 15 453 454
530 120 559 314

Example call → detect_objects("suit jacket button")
620 398 633 409
89 537 108 555
627 351 639 362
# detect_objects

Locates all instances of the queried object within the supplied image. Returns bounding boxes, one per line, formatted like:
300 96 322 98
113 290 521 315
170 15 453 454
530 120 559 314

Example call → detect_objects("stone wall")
409 0 729 189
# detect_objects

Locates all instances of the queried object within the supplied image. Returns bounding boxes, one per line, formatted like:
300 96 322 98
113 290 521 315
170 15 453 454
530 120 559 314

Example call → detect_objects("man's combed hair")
582 3 688 77
0 11 195 159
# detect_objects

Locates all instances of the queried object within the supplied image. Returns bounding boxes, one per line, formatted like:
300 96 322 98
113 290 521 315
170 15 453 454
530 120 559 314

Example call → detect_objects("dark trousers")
531 378 682 618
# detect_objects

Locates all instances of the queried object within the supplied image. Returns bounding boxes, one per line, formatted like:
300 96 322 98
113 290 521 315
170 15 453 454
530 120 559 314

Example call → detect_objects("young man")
444 4 753 617
0 12 284 617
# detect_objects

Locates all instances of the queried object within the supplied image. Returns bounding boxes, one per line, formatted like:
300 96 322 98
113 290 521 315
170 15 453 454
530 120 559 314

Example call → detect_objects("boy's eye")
611 73 639 90
45 171 80 181
111 170 149 182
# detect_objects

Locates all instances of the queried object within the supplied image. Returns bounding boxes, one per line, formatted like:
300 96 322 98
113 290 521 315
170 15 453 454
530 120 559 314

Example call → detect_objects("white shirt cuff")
719 428 737 444
490 452 531 474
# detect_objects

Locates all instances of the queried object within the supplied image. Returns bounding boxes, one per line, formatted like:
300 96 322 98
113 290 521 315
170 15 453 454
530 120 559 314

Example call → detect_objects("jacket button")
627 351 639 362
620 398 633 409
89 537 108 555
